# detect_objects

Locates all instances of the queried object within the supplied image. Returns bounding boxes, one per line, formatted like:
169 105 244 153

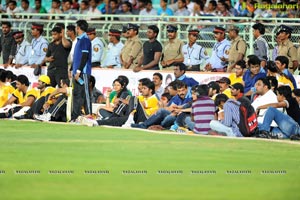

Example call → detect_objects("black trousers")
72 74 92 120
47 70 68 88
26 96 48 118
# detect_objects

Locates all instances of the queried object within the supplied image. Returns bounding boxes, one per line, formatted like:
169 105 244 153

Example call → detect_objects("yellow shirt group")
138 95 159 117
12 88 39 105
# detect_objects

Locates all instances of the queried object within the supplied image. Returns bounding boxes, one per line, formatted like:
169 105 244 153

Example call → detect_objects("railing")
1 13 300 56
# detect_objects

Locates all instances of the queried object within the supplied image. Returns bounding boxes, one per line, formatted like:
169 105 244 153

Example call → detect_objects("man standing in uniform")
133 25 162 72
227 26 247 72
101 29 124 68
277 25 298 74
28 23 48 72
44 26 72 88
120 23 143 69
161 25 184 69
252 23 269 68
182 29 209 71
11 31 31 68
0 22 15 67
72 19 92 120
86 27 104 68
205 27 231 72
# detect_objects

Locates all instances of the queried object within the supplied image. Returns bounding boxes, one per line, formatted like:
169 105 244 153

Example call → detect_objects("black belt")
186 64 200 71
92 62 101 67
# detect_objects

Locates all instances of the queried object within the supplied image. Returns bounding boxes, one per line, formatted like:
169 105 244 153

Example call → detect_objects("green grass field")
0 120 300 200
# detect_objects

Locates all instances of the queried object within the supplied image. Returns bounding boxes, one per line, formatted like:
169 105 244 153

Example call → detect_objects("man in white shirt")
87 28 104 68
182 29 209 71
101 29 124 68
139 0 157 21
11 31 31 68
252 77 282 127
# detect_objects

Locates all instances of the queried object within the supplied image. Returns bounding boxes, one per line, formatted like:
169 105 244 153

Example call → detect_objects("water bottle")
77 78 84 85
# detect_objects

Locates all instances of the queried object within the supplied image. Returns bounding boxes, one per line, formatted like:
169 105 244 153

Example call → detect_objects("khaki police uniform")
161 38 184 70
228 36 247 67
121 35 142 69
278 39 297 72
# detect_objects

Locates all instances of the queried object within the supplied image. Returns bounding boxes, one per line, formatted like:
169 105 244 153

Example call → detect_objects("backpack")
233 97 258 137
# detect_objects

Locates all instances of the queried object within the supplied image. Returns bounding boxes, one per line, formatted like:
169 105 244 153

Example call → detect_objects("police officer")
120 23 143 69
205 27 231 72
0 21 16 67
28 23 49 71
182 29 209 71
226 26 247 72
277 25 298 73
161 25 184 69
101 29 124 68
11 31 31 68
252 23 269 68
86 27 104 68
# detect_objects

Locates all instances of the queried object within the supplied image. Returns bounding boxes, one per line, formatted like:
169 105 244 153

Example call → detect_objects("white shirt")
91 37 104 63
139 8 158 21
68 38 77 65
251 89 283 126
13 39 31 65
207 39 231 69
182 43 209 66
101 41 124 68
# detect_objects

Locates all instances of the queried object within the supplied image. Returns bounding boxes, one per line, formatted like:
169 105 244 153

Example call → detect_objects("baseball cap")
166 25 178 32
127 23 139 30
109 29 121 36
12 31 24 39
38 75 51 85
277 25 293 34
213 27 225 34
86 28 96 35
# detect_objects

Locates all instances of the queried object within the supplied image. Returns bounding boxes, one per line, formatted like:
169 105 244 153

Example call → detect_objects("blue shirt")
28 36 48 65
243 70 266 93
73 32 92 75
157 7 174 16
283 69 297 89
207 39 231 69
169 92 192 106
177 74 199 90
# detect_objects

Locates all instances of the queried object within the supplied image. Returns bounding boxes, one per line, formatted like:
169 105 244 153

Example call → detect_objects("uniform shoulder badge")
225 50 229 55
43 48 48 52
204 50 208 56
94 47 99 52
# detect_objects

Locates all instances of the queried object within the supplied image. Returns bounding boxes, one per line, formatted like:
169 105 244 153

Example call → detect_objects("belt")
92 62 101 67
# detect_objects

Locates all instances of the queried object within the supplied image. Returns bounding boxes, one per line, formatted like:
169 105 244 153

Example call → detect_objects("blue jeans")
209 120 236 137
141 108 171 128
259 107 300 138
184 116 195 131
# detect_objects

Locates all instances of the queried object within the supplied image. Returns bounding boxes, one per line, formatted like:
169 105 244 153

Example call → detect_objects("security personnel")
252 23 269 68
11 31 31 68
28 23 48 70
102 29 124 68
182 29 209 71
277 25 298 73
120 23 143 69
205 27 231 72
227 26 247 72
161 25 184 69
86 27 104 68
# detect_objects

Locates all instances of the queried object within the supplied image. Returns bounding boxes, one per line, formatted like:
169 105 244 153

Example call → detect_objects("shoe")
14 115 28 120
170 124 178 132
131 123 146 129
77 116 97 127
122 114 135 128
290 134 300 141
176 127 188 134
34 113 51 121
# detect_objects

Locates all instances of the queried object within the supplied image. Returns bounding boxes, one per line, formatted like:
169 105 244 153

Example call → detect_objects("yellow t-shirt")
138 95 159 117
12 88 39 104
38 87 56 99
0 85 11 108
228 73 243 85
277 75 294 90
222 88 233 99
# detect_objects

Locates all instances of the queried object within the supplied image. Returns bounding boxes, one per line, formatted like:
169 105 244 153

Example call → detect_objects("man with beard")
44 26 72 87
133 25 162 72
0 22 16 67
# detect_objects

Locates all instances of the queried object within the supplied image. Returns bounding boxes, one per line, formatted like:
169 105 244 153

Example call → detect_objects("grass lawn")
0 120 299 200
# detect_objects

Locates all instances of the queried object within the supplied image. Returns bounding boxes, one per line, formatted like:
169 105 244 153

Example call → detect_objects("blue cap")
166 25 178 32
278 25 293 34
127 23 139 30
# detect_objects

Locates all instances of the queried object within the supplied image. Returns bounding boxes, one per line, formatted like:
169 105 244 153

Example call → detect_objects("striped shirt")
192 96 215 134
221 99 242 137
